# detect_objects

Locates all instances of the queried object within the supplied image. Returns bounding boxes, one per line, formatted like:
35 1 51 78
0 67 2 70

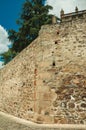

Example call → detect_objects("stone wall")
0 12 86 124
0 112 86 130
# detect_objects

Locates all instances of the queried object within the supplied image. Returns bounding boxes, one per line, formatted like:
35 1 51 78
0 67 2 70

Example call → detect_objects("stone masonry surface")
0 112 86 130
0 10 86 124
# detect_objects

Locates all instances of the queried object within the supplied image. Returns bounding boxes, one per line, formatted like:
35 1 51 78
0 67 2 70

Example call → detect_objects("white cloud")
0 25 11 68
0 25 11 54
47 0 86 17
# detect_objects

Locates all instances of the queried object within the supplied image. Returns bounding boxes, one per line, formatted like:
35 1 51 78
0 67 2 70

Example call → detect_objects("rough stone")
0 9 86 124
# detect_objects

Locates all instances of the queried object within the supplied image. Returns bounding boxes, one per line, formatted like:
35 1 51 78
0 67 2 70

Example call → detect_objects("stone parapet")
61 9 86 22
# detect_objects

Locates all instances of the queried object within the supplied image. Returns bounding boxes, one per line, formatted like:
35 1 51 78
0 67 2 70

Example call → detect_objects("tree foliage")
1 49 17 65
1 0 53 65
9 0 53 53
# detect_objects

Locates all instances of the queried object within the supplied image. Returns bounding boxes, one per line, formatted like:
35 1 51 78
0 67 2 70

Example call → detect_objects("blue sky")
0 0 24 30
1 0 86 31
0 0 25 68
0 0 86 68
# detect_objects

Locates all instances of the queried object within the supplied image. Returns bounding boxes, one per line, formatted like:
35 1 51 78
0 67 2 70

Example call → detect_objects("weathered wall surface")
0 13 86 124
0 112 86 130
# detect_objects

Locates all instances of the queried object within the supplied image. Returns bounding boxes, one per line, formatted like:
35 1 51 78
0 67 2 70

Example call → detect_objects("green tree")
8 0 53 53
1 49 17 65
1 0 53 65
